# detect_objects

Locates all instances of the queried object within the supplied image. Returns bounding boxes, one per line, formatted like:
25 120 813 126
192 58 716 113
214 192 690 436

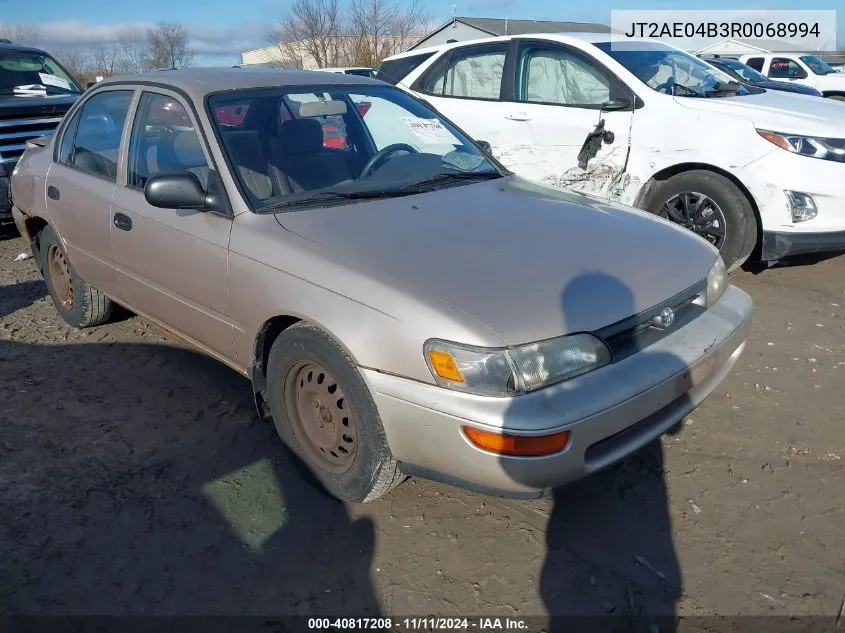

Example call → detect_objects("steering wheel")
360 143 418 179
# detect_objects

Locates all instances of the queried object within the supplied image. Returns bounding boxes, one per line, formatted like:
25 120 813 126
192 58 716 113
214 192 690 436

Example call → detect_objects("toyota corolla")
11 68 752 502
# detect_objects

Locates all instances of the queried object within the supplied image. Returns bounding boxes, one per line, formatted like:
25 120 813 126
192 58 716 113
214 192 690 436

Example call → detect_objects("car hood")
674 90 845 137
275 177 717 345
0 93 79 117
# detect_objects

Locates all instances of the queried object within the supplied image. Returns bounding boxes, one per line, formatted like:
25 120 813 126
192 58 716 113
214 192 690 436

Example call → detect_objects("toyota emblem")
651 307 676 330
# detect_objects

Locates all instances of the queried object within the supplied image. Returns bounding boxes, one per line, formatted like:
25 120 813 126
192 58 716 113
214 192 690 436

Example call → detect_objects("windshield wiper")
391 170 503 192
257 189 420 213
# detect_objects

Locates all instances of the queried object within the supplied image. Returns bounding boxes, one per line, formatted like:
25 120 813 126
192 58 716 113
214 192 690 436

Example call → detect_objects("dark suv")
1 40 83 222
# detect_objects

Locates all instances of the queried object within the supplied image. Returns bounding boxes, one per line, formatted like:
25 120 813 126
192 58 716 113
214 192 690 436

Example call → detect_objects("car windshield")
595 42 751 98
716 58 768 83
0 50 82 95
800 55 837 75
208 84 502 211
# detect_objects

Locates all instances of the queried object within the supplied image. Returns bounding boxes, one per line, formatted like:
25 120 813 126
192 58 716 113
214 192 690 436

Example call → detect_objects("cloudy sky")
1 0 842 66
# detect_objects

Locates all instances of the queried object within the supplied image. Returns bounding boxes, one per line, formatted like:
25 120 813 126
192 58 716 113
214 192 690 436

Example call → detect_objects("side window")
58 109 81 164
769 57 805 79
516 45 610 107
63 90 132 180
127 92 209 190
745 57 764 71
420 46 507 100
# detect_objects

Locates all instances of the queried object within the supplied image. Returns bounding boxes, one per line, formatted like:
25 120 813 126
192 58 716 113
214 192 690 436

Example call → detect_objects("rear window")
745 57 764 71
376 53 436 84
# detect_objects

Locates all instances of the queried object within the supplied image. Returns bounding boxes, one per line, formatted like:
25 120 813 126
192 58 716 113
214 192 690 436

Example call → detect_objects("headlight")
706 255 727 307
424 334 611 397
757 129 845 163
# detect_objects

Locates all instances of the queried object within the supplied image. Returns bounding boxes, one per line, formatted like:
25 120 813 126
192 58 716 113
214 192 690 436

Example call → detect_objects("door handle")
505 112 531 121
113 212 132 231
47 185 60 200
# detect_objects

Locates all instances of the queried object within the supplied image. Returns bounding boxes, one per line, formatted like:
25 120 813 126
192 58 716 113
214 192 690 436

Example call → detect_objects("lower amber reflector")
461 426 571 457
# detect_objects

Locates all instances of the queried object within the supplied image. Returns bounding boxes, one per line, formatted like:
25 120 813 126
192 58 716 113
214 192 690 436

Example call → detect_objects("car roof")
0 41 55 56
96 67 385 101
383 32 641 60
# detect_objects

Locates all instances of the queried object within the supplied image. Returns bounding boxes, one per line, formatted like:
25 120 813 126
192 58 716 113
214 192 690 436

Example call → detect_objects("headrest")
172 130 206 167
277 118 324 155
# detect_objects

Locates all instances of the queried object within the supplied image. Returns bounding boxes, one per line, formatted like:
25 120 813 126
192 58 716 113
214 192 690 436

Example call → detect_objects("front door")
45 88 135 299
110 89 236 363
505 40 633 193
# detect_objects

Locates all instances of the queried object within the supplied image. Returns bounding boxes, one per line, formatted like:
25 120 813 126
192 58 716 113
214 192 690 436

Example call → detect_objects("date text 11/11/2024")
307 618 530 630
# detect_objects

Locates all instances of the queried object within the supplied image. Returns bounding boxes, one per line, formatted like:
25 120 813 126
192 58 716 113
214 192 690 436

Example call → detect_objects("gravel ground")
1 228 843 622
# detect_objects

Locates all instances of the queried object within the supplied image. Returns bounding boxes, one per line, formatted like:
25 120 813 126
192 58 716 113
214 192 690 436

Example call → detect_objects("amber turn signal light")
461 426 571 457
428 350 464 382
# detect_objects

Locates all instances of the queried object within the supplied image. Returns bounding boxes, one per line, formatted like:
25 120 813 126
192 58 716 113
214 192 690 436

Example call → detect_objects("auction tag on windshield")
400 117 460 145
38 73 71 91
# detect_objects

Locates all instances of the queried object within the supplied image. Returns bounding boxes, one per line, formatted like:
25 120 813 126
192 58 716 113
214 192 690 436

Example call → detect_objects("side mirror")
477 140 492 153
144 173 209 210
601 96 633 111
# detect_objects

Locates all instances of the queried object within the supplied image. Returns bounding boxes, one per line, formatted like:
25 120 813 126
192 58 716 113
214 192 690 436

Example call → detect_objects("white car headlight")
757 129 845 163
706 255 727 307
424 334 611 397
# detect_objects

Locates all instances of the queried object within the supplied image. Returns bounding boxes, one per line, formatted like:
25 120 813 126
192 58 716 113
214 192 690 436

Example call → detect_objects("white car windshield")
208 84 501 211
595 42 751 98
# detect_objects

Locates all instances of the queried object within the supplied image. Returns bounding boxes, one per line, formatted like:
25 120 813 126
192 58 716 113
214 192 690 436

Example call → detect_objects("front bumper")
362 284 752 496
763 229 845 260
737 150 845 261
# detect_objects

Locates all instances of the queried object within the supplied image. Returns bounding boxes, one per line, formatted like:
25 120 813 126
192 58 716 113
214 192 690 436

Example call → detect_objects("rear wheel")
265 322 404 502
826 95 845 102
643 170 757 272
35 225 113 328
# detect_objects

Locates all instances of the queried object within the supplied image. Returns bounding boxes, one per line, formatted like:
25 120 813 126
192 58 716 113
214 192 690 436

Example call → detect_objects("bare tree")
0 22 40 45
51 49 91 85
88 40 123 78
117 28 148 73
348 0 427 68
146 22 194 70
267 0 344 68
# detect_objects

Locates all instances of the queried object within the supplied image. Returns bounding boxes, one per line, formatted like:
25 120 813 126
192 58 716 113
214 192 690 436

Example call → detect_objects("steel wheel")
46 243 74 309
662 191 727 250
284 361 357 474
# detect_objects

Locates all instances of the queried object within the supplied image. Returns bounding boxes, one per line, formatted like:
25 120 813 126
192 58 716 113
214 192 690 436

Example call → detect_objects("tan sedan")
11 69 752 502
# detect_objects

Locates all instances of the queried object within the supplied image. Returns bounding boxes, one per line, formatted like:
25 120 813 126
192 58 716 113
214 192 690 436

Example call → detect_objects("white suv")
383 34 845 271
739 53 845 101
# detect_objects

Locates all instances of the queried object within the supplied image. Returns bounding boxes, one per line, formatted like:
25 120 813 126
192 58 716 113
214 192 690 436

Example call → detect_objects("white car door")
404 42 520 163
501 39 634 192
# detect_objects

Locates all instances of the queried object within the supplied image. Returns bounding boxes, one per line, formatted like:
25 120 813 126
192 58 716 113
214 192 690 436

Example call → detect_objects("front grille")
0 114 64 168
596 280 707 362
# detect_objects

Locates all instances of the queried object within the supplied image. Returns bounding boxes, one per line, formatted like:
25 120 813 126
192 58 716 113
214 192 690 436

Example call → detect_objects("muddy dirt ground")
1 227 843 621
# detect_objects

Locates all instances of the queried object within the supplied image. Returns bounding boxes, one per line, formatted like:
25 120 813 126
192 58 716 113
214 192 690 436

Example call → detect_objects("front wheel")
35 225 113 328
265 322 404 502
643 170 757 272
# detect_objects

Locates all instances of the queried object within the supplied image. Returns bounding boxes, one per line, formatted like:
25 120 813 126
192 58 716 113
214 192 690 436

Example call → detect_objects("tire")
827 95 845 102
265 322 404 502
34 225 113 328
644 170 757 273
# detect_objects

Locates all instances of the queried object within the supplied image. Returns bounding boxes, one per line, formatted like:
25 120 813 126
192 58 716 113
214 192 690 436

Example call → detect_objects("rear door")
45 88 134 299
505 38 633 187
407 42 517 159
110 89 236 363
